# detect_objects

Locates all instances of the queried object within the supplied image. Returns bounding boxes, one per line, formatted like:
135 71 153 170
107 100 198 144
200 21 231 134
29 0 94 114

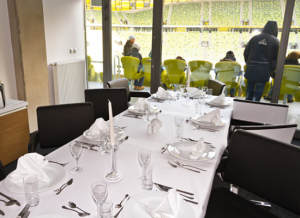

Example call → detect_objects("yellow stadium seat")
188 60 213 87
121 56 145 90
162 59 187 88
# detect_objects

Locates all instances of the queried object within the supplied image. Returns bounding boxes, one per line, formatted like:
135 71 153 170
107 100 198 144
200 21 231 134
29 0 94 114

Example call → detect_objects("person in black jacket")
263 51 300 103
244 21 279 101
126 43 145 90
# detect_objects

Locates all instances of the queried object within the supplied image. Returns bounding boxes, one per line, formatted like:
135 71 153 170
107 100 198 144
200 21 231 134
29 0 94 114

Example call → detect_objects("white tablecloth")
0 97 233 218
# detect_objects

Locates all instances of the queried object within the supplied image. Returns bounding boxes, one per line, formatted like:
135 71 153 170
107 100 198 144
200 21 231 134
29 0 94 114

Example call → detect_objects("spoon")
68 202 90 215
62 206 88 217
0 199 16 206
167 161 200 173
115 194 129 208
56 179 73 195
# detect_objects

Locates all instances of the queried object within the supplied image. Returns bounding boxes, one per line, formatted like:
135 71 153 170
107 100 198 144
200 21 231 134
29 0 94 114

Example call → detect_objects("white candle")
187 66 190 88
108 100 115 146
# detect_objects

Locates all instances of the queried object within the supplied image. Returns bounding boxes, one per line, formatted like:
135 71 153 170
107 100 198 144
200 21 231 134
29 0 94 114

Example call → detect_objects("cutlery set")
53 178 73 195
183 138 216 149
16 204 30 218
114 195 131 218
62 202 90 217
167 159 207 173
49 161 69 167
123 113 143 119
0 192 22 216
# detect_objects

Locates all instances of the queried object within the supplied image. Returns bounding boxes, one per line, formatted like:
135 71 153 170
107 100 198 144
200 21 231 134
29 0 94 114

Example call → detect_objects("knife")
183 199 198 205
154 183 194 196
75 141 99 147
0 192 20 206
0 209 4 216
16 204 30 218
81 145 98 152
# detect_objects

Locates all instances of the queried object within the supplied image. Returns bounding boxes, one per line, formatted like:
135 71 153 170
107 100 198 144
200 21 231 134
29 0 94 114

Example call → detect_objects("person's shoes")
230 94 235 97
288 99 294 103
136 86 144 90
263 96 271 101
134 86 138 90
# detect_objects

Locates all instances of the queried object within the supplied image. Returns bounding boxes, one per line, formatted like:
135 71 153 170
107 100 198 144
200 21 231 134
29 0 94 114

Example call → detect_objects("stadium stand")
93 10 102 24
163 6 169 23
211 1 240 26
124 9 153 25
204 2 209 21
243 1 249 20
252 0 283 26
112 12 120 24
170 3 201 25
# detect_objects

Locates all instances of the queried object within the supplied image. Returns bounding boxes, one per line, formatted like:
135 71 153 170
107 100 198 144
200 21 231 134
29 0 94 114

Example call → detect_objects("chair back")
232 124 297 144
85 88 128 121
142 58 152 85
0 160 6 181
164 59 186 84
37 103 94 149
225 130 300 216
107 78 130 102
232 99 288 125
215 61 241 89
207 79 226 96
188 60 212 87
280 65 300 95
121 56 144 80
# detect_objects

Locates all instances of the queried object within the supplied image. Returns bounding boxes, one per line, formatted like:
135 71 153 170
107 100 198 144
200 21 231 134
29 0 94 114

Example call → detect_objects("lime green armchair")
279 65 300 104
87 55 98 81
162 59 187 88
188 60 212 87
121 56 144 90
141 58 151 87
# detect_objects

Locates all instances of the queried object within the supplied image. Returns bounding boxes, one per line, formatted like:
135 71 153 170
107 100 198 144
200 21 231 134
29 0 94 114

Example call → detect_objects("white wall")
43 0 86 104
0 0 17 100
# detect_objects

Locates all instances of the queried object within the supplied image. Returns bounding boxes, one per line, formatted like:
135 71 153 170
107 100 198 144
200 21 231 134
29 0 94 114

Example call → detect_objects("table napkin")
10 153 49 186
210 93 226 104
134 98 149 110
156 87 171 98
138 189 183 218
189 88 204 97
196 109 221 125
178 138 206 160
89 118 109 135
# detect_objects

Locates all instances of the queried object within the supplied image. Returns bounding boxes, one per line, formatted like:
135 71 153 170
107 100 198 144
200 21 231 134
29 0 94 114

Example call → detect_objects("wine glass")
143 104 151 121
69 143 83 174
100 129 111 155
193 98 199 116
174 116 184 141
91 181 108 218
137 150 151 183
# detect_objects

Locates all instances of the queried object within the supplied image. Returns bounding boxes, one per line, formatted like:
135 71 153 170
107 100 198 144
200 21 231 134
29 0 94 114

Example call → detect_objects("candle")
108 100 115 146
187 66 190 88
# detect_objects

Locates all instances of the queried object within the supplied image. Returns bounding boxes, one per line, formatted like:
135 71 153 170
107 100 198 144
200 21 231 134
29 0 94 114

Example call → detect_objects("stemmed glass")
91 182 108 218
174 116 184 141
198 96 205 116
137 150 151 183
100 129 111 155
193 98 199 116
69 143 83 174
143 104 151 121
202 86 208 94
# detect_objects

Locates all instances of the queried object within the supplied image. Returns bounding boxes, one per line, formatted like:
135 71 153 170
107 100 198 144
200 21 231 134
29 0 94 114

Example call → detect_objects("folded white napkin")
189 87 204 97
196 109 221 126
156 87 171 98
210 93 226 104
89 118 109 135
134 98 149 110
138 189 183 218
178 138 206 160
10 153 49 186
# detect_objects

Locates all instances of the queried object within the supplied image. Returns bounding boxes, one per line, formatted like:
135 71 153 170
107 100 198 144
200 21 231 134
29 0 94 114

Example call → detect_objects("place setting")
205 93 232 108
124 98 159 120
148 87 178 104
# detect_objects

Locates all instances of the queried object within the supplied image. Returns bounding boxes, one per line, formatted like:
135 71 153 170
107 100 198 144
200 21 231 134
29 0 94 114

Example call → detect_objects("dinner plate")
128 105 158 115
191 117 226 127
205 99 231 107
122 191 195 218
151 93 177 100
168 141 215 162
4 162 66 194
33 215 69 218
83 127 123 142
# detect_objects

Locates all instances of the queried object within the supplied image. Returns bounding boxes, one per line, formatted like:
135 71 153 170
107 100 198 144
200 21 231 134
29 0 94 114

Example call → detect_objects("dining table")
0 95 234 218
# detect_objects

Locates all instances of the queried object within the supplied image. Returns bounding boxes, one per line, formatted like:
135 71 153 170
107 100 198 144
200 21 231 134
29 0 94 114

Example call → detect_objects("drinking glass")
174 116 184 141
100 129 111 155
193 98 199 116
179 85 185 96
100 200 113 218
207 89 213 99
69 143 83 174
91 181 108 218
23 175 39 207
198 97 205 115
143 104 151 121
142 163 154 191
202 86 208 94
137 150 151 183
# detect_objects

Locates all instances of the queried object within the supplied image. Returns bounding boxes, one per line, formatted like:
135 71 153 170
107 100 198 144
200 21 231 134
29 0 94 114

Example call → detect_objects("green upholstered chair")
188 60 212 87
162 59 187 88
215 61 241 95
121 56 145 90
87 55 97 81
141 57 151 87
241 65 271 97
279 65 300 104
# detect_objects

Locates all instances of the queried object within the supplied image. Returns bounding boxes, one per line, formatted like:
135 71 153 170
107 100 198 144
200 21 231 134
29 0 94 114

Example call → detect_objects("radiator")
52 59 86 104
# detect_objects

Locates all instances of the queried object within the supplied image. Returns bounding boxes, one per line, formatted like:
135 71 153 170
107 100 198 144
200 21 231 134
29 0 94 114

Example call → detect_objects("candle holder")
104 143 122 183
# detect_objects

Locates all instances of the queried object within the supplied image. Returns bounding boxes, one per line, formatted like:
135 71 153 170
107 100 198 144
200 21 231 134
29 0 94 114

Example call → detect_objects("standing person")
126 43 145 90
263 51 300 103
123 35 135 56
244 21 279 102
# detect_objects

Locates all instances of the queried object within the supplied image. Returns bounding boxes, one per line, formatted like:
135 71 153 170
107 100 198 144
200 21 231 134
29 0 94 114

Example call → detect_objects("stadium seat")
163 59 187 87
87 55 99 82
142 57 151 87
279 65 300 104
121 56 145 90
188 60 213 87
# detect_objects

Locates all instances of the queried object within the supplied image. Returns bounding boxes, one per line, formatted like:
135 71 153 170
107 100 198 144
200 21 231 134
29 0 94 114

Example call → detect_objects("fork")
49 161 69 167
174 160 207 171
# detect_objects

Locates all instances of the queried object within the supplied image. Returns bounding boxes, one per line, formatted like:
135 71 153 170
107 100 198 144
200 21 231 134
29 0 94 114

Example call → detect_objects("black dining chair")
207 79 226 96
28 103 94 153
85 88 128 121
107 78 151 105
206 130 300 218
0 160 6 181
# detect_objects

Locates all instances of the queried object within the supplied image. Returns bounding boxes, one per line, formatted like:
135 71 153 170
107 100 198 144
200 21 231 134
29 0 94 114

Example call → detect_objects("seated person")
263 51 300 103
176 56 187 71
123 35 135 56
126 43 145 90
